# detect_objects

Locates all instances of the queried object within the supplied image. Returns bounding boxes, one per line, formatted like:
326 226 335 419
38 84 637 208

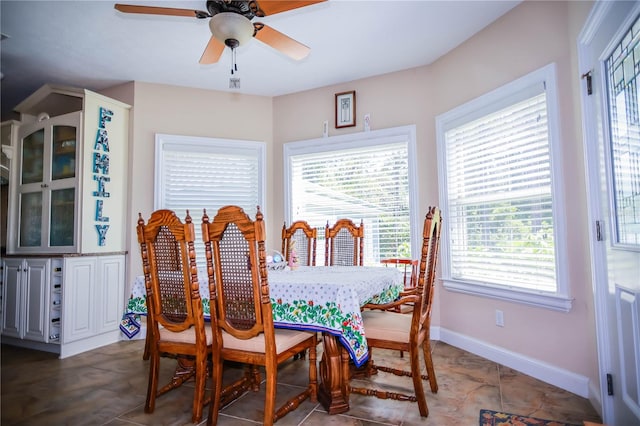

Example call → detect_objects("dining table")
120 265 404 414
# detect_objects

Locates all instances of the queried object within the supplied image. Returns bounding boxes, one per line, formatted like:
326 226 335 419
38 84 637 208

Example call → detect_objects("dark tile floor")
1 339 602 425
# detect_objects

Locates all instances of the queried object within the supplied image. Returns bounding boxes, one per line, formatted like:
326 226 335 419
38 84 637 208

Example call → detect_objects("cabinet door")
1 258 49 341
96 256 125 334
18 191 43 248
22 258 49 342
48 121 77 248
14 112 80 253
1 120 19 185
2 258 23 338
62 257 96 343
20 128 44 185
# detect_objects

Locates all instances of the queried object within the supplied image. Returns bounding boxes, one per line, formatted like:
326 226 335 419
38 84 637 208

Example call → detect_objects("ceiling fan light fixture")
209 12 254 47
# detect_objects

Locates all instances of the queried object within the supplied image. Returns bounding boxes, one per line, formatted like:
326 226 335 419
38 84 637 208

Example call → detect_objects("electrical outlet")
495 310 504 327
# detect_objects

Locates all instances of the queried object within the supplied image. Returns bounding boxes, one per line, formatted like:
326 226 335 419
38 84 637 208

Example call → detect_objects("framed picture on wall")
335 91 356 128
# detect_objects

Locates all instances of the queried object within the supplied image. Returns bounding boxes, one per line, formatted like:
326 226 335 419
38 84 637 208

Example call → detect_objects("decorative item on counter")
288 240 300 270
267 250 287 271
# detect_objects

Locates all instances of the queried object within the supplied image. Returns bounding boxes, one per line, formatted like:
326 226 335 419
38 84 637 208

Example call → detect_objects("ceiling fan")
114 1 326 65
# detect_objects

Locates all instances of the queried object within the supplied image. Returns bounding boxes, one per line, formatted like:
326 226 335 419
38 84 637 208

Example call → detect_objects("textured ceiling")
0 0 521 119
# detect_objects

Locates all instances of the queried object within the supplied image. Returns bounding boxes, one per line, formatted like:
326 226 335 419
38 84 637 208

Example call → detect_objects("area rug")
479 409 581 426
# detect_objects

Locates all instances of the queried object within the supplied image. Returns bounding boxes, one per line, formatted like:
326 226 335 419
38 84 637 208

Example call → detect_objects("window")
284 126 419 265
155 134 265 263
606 13 640 249
436 64 571 311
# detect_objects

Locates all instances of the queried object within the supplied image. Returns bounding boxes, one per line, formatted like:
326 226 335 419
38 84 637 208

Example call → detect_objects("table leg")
317 333 350 414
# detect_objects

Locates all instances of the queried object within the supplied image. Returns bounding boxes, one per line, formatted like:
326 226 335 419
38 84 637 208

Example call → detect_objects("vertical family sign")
93 107 113 246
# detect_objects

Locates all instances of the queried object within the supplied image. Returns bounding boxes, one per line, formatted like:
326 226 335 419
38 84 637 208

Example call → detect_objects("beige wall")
103 82 274 282
273 0 597 385
103 0 598 400
434 0 596 384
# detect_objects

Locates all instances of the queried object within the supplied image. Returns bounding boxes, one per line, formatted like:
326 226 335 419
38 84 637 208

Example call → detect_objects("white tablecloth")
121 265 403 366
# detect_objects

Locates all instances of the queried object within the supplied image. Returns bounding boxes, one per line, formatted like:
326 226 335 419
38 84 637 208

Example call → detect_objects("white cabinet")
1 120 19 185
13 113 79 253
62 255 125 343
1 257 50 342
49 259 63 341
96 255 126 335
7 84 130 255
1 255 125 358
2 84 129 358
62 256 96 343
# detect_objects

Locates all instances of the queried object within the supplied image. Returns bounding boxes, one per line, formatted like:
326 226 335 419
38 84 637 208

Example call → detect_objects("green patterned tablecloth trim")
126 295 212 317
364 284 402 305
127 296 147 315
271 298 367 362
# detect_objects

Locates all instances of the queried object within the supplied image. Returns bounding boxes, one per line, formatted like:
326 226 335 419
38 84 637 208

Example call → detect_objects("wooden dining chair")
377 257 419 358
350 206 443 417
380 257 418 314
202 205 318 426
282 220 318 360
282 220 317 266
324 218 364 266
136 209 212 424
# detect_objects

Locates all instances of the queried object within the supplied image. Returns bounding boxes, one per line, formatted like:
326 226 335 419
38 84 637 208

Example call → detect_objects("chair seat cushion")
159 325 213 345
362 310 411 343
222 328 314 354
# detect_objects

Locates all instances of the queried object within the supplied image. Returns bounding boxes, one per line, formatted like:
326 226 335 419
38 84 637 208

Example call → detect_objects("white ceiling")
0 0 520 119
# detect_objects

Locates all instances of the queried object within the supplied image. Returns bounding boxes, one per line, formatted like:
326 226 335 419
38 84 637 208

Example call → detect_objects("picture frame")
335 91 356 128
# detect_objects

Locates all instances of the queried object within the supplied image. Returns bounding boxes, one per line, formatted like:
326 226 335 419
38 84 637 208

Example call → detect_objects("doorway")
579 1 640 424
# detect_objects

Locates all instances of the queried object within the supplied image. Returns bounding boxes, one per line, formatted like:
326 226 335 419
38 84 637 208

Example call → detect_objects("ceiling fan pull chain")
230 48 239 75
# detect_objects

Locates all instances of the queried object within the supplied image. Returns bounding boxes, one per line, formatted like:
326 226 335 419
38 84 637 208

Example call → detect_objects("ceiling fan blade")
114 4 209 19
254 0 326 16
254 24 310 61
199 36 226 64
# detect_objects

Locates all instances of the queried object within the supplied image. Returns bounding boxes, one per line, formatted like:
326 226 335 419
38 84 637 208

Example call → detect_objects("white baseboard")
434 327 591 398
59 331 122 359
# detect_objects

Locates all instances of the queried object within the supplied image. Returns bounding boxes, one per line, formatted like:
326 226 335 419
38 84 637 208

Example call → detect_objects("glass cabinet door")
15 112 80 253
52 126 76 181
21 129 44 184
50 188 75 246
19 191 43 247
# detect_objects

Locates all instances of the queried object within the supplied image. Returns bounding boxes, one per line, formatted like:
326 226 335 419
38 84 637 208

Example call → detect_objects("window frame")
435 63 572 312
283 125 420 261
154 133 266 261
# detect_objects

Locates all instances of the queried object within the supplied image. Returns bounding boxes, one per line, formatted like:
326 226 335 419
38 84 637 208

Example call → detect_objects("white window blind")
155 134 265 263
445 92 555 291
285 127 417 265
437 64 570 310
